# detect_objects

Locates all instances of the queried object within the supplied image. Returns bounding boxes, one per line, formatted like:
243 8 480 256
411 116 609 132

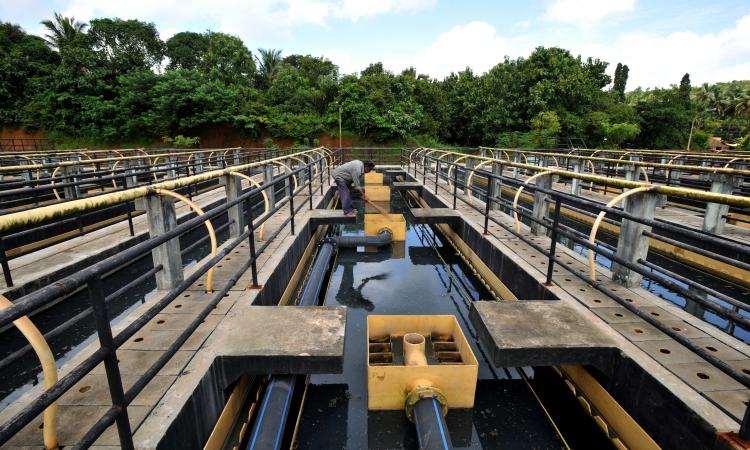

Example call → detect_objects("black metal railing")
0 149 335 448
408 150 750 428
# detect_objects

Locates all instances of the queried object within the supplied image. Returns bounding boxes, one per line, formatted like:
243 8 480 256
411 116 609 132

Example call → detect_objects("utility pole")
338 104 343 149
686 116 696 151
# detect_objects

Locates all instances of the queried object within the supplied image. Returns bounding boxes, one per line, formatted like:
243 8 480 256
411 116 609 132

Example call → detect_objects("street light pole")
338 104 342 149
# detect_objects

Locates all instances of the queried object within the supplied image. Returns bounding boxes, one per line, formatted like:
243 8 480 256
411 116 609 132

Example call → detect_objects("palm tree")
733 90 750 118
256 48 283 87
41 12 87 50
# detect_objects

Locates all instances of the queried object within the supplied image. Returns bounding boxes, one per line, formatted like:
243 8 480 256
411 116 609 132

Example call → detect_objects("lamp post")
338 103 343 149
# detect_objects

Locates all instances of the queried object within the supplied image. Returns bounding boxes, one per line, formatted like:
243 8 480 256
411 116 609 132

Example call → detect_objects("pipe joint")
405 386 448 423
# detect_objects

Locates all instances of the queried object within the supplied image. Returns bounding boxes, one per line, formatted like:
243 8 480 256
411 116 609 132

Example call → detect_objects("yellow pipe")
481 147 750 176
446 155 470 189
0 294 58 450
50 166 62 201
723 157 749 169
513 170 558 233
154 189 217 293
0 148 327 233
465 160 495 205
272 161 298 191
229 172 270 241
587 187 656 281
403 333 428 366
110 161 123 189
417 149 750 209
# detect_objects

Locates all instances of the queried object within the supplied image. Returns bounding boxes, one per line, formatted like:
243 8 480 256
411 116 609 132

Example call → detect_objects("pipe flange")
377 227 393 237
404 386 448 423
319 237 338 248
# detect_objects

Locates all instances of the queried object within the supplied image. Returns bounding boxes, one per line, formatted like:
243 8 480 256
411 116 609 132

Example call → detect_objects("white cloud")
55 0 435 41
543 0 635 24
576 14 750 88
395 21 516 79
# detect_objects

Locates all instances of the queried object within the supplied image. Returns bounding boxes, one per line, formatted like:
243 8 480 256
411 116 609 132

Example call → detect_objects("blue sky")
3 0 750 89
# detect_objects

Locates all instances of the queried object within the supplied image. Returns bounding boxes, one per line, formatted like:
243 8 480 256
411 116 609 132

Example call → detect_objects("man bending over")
331 159 375 216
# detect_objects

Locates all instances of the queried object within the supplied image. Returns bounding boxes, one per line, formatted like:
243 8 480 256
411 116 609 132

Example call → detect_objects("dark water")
296 194 611 449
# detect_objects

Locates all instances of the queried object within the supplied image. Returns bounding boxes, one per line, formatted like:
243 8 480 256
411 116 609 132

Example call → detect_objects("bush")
162 135 200 148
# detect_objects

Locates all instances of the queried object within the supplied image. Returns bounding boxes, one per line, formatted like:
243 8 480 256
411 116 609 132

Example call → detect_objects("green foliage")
690 129 710 150
162 134 200 148
3 16 749 150
165 32 208 70
602 122 640 148
0 23 59 126
612 62 629 102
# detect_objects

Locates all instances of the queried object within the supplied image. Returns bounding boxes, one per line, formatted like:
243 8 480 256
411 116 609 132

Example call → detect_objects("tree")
612 62 629 101
88 18 165 72
679 73 691 101
256 48 283 89
0 23 59 126
602 122 640 148
165 32 208 70
201 32 255 85
40 12 87 50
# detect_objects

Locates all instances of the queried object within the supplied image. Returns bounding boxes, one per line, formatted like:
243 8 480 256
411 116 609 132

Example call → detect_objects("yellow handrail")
0 148 329 234
0 294 58 450
228 172 270 241
587 187 656 281
154 189 217 293
512 170 558 233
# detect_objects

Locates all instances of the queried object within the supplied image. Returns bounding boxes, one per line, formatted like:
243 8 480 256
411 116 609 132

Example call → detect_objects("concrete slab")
310 209 357 226
634 340 705 365
210 305 347 374
668 361 746 392
609 321 671 342
470 300 617 367
90 350 194 376
704 390 750 420
689 337 750 361
589 306 641 324
391 181 423 192
409 207 462 225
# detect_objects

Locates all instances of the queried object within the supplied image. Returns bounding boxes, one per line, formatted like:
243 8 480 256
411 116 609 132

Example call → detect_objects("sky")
2 0 750 89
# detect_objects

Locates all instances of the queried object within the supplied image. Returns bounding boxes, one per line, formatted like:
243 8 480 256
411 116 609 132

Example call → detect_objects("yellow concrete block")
365 185 390 202
367 315 478 410
365 201 390 214
365 172 384 185
365 213 406 241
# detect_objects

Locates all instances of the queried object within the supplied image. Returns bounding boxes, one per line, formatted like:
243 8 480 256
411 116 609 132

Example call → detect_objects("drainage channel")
286 193 613 449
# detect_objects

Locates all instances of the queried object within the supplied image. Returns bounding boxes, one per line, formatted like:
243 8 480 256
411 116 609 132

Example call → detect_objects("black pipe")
413 397 453 450
248 229 393 448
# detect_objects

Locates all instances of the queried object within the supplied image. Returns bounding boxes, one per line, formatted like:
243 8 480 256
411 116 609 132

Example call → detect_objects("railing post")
452 163 459 209
308 165 314 209
512 153 520 178
490 163 503 210
611 191 658 287
221 174 246 238
434 159 440 194
531 174 553 236
245 197 259 288
702 174 738 235
289 187 295 235
87 275 135 450
264 164 277 210
134 195 183 290
570 160 581 196
464 158 475 196
545 198 562 285
0 237 13 287
62 162 81 200
484 171 495 236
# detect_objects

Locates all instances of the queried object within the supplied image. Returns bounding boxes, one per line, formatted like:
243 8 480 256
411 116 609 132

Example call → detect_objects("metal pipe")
412 397 453 450
0 294 58 449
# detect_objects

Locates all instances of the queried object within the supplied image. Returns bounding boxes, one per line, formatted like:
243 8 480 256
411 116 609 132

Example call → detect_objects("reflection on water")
296 193 607 449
